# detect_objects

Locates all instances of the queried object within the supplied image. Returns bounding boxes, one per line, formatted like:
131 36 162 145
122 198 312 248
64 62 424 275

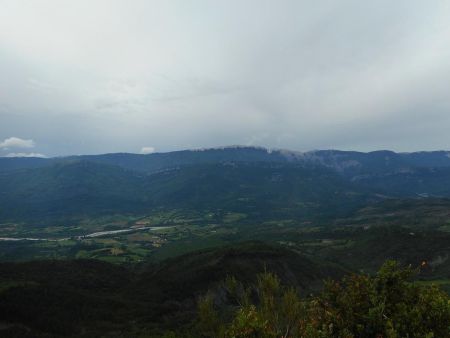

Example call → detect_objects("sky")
1 1 450 157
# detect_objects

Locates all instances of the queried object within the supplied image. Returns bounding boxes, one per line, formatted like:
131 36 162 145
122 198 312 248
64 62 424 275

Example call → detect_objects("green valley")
2 148 450 336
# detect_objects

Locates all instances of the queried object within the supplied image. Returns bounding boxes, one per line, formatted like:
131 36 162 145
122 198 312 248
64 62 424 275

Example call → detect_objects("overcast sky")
1 1 450 157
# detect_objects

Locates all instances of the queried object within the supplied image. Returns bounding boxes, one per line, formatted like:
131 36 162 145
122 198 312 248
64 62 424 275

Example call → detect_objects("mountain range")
3 146 450 175
2 146 450 223
2 147 450 336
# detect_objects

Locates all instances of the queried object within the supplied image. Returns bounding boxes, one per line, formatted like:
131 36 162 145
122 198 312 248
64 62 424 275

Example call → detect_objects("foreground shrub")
195 261 450 337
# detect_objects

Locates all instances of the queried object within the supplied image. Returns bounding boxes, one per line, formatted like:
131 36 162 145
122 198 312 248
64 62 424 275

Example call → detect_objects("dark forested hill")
0 242 345 337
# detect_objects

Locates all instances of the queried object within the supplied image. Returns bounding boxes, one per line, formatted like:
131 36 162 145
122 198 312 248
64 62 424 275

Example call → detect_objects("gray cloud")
1 0 450 156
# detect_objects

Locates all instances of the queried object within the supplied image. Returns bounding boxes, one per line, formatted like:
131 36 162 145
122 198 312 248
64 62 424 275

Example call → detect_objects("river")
0 226 173 242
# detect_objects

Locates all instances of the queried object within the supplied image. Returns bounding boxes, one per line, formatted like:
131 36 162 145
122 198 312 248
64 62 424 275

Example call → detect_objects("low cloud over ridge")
0 137 35 149
140 147 156 154
4 152 47 158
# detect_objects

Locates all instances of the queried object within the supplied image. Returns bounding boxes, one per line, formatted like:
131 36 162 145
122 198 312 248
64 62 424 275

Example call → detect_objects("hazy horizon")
2 1 450 157
2 142 450 159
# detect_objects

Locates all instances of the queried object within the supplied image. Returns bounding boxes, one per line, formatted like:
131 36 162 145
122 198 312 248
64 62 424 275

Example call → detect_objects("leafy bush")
195 261 450 338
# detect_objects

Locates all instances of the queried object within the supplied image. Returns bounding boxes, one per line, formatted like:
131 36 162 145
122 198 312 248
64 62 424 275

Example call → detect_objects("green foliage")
195 261 450 338
197 271 308 338
197 292 225 337
310 261 450 337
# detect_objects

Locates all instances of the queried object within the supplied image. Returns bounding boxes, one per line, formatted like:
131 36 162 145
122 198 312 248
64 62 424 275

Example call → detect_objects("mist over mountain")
3 145 450 173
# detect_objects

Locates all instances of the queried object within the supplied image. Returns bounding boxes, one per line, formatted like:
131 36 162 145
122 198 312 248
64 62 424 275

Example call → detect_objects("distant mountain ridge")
2 146 450 175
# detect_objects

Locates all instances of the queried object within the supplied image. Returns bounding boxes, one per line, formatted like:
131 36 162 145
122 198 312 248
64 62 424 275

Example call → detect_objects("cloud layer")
1 1 450 156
